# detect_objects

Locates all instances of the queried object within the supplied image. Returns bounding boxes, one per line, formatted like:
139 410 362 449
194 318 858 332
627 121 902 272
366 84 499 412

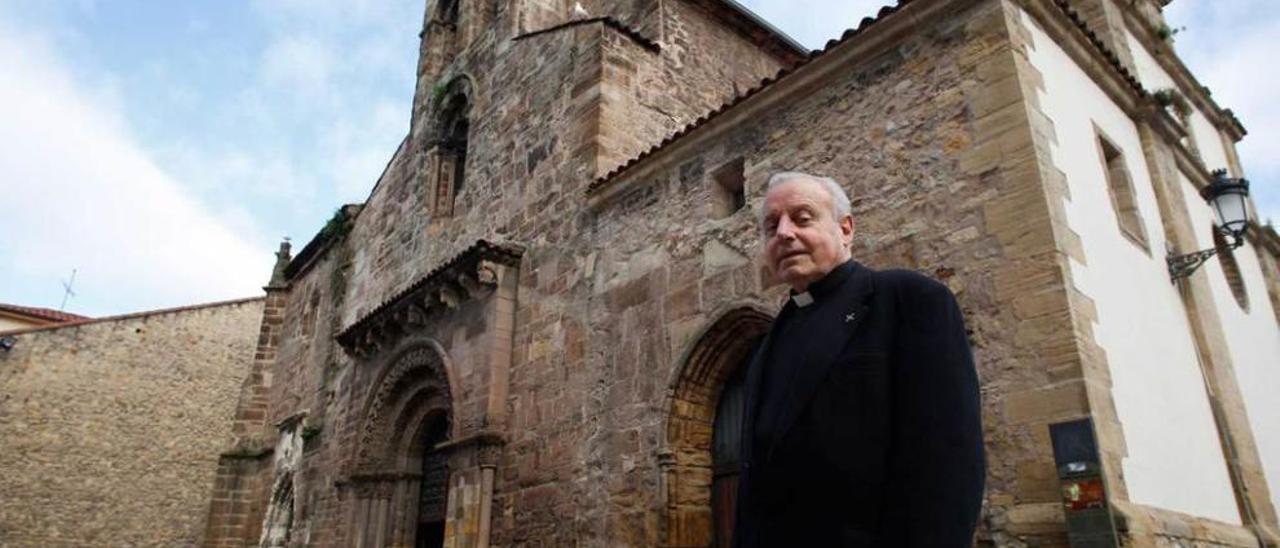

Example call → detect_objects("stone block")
1004 381 1090 424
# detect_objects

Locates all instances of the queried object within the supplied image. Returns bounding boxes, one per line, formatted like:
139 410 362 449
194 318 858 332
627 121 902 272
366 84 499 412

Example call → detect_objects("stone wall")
0 298 263 547
211 0 1280 546
234 1 799 542
589 3 1018 545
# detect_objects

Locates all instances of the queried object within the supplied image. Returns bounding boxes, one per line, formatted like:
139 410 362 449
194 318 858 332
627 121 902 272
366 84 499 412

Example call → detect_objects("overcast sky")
0 1 1275 317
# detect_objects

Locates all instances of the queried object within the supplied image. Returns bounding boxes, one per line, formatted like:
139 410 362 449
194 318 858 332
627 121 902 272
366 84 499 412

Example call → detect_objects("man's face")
760 178 854 292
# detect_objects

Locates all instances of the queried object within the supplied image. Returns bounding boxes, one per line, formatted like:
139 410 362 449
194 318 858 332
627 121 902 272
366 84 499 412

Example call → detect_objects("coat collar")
789 259 856 307
744 260 876 463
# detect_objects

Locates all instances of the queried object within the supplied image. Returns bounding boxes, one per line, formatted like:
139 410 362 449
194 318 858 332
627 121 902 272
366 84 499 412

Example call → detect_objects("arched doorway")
416 412 449 548
348 341 454 548
662 307 771 548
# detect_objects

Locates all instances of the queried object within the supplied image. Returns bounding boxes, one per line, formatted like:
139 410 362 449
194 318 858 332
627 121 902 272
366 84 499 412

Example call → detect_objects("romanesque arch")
427 75 475 217
661 305 772 548
348 339 455 548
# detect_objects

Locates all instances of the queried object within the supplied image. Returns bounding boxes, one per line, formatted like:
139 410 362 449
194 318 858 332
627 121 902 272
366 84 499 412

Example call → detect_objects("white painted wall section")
1180 173 1280 517
1126 31 1176 91
1187 110 1232 173
1126 31 1233 175
1020 9 1241 524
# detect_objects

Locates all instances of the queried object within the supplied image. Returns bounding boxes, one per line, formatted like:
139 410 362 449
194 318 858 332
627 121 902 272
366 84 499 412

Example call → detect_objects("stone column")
203 240 292 547
438 432 504 548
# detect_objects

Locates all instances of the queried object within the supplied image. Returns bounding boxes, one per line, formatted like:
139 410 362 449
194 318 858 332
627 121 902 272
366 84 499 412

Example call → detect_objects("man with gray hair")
732 172 985 547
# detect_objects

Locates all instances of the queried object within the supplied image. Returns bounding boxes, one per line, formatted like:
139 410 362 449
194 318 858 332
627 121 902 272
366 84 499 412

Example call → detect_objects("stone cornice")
512 16 660 53
1118 8 1247 141
335 240 523 358
1017 0 1147 115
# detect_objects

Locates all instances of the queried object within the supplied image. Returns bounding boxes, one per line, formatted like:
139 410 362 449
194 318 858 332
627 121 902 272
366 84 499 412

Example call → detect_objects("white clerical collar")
792 291 814 308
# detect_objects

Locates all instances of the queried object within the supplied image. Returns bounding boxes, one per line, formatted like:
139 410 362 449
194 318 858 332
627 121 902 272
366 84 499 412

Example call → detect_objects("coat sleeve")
879 276 985 547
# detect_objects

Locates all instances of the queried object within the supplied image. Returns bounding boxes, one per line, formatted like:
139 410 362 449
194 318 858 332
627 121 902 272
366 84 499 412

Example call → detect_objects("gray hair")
759 171 853 224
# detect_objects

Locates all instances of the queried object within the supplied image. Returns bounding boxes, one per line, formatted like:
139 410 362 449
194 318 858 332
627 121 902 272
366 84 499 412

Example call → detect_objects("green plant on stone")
318 207 352 242
1155 23 1185 42
433 81 450 105
1152 88 1190 116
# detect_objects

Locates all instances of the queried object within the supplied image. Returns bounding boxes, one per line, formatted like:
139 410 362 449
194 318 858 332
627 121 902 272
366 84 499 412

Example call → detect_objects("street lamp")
1167 170 1251 281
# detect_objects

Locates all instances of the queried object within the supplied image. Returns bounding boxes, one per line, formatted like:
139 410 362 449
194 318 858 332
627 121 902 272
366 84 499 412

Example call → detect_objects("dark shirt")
752 260 856 459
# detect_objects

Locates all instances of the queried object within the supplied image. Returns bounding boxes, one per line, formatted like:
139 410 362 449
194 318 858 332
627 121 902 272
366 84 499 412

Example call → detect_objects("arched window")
663 307 770 548
429 78 472 218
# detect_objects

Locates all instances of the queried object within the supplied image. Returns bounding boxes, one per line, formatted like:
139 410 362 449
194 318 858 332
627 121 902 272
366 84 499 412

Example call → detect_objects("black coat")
732 262 985 548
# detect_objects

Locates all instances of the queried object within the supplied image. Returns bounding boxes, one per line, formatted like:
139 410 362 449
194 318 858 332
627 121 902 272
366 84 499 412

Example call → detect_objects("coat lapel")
767 262 875 461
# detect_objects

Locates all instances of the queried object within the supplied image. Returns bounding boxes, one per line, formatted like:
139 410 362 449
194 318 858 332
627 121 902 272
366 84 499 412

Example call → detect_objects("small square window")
710 158 745 219
1095 131 1149 252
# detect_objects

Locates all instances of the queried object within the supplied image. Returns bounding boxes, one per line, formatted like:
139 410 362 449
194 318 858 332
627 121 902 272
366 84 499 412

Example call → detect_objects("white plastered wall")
1180 171 1280 518
1020 9 1241 523
1129 26 1280 517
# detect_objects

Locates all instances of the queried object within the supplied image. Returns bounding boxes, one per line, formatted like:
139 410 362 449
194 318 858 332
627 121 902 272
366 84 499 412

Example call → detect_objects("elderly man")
732 172 985 547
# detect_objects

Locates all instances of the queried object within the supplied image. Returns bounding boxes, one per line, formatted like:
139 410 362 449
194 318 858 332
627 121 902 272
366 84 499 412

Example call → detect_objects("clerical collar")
790 260 856 308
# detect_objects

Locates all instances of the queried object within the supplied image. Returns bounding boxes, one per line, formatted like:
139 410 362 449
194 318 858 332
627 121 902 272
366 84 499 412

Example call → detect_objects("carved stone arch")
429 74 477 126
354 337 457 474
660 304 773 548
347 337 456 548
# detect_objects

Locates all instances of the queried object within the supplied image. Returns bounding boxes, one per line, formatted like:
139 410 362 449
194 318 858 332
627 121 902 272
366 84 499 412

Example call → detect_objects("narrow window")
710 158 746 219
1212 226 1250 311
1096 132 1149 251
429 84 471 218
437 0 460 27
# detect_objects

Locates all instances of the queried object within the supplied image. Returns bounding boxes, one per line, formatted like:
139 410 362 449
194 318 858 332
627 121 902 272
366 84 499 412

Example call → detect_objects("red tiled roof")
0 297 263 336
1049 0 1146 96
0 304 89 324
588 0 1191 194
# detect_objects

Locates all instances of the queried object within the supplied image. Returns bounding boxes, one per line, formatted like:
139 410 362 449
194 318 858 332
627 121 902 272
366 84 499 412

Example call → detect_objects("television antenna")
59 269 78 311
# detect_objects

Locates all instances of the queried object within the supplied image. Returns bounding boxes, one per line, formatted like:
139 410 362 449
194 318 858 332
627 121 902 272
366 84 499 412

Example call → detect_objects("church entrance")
347 341 455 548
662 307 771 548
416 412 449 548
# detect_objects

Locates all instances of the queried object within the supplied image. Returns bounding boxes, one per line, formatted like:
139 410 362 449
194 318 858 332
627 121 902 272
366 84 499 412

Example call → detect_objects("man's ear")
840 214 855 247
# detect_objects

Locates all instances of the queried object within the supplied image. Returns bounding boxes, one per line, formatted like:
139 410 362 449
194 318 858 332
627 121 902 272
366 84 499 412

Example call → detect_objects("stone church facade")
203 0 1280 547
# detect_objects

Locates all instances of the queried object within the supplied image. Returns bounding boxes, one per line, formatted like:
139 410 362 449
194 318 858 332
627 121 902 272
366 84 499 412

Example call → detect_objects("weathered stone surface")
0 299 263 547
195 0 1280 547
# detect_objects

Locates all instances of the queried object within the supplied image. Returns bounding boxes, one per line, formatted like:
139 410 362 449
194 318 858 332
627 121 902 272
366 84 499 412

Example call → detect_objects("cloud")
260 35 336 102
0 20 271 316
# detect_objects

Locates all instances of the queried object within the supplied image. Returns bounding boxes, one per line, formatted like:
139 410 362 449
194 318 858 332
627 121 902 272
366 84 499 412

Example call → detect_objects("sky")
0 1 1275 317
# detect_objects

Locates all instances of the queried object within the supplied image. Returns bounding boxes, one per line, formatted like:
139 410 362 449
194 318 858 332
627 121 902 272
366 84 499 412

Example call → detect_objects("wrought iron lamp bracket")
1166 230 1243 282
